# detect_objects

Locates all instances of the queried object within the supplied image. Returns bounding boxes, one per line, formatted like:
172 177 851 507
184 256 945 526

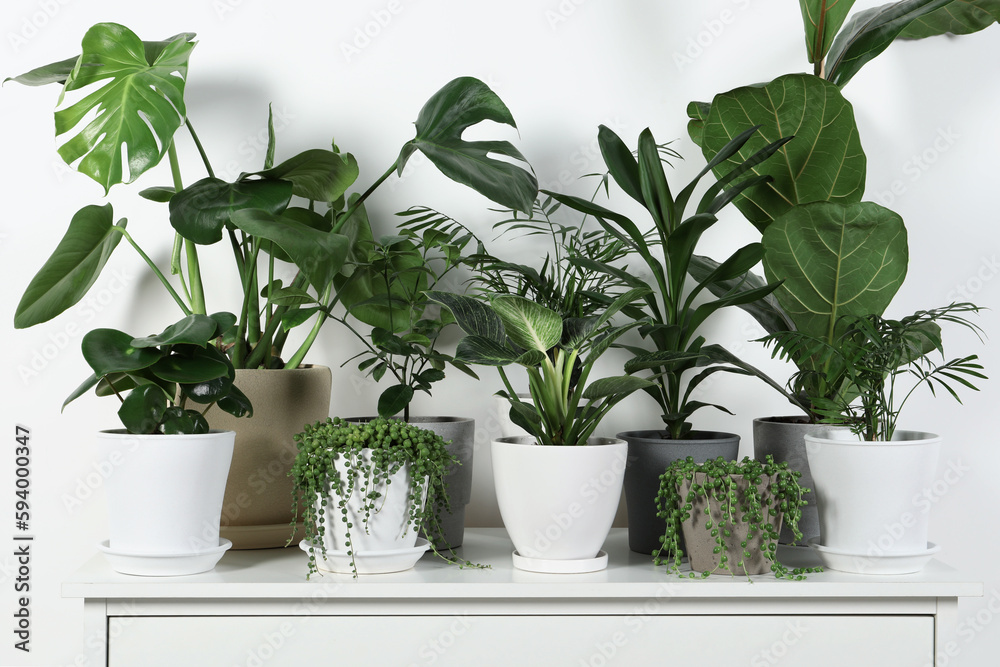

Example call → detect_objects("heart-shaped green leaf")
800 0 858 64
169 177 293 245
82 328 163 376
490 295 562 353
15 204 125 328
131 314 219 348
398 77 537 214
825 0 954 86
54 24 196 192
898 0 1000 37
250 149 359 202
697 73 866 233
763 200 908 341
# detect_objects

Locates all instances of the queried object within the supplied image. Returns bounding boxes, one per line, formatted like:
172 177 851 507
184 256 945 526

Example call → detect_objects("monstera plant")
686 0 997 419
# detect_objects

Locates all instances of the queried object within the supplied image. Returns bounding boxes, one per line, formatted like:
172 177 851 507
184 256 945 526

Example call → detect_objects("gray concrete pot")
618 430 740 555
752 417 849 545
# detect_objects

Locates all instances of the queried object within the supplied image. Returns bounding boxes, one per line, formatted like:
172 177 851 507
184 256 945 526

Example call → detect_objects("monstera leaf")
800 0 858 64
695 73 866 233
898 0 1000 37
169 178 293 245
397 77 537 214
250 149 360 202
825 0 954 86
762 200 908 341
52 23 196 192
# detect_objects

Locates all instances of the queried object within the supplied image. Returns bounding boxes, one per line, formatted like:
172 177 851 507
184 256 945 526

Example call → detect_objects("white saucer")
98 539 232 576
512 550 609 574
299 538 430 575
806 537 940 575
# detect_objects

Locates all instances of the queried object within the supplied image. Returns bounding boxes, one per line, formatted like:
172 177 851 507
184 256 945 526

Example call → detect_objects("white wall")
1 1 998 664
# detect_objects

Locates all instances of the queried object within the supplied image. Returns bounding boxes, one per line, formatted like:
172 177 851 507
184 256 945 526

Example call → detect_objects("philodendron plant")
542 125 789 440
686 0 997 421
10 23 537 373
65 313 252 434
427 288 654 446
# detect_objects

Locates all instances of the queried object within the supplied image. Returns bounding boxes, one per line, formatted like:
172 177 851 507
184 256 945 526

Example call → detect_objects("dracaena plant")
427 288 654 446
540 125 789 440
65 313 252 434
686 1 997 421
9 23 537 374
761 302 986 441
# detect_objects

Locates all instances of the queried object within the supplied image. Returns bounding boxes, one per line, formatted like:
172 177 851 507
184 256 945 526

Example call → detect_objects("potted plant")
654 455 819 580
428 287 654 572
65 313 252 576
542 124 789 554
289 416 479 577
685 1 997 543
8 23 536 547
761 302 985 573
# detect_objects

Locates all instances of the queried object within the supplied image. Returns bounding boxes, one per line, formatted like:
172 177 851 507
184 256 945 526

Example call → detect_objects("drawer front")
110 614 934 666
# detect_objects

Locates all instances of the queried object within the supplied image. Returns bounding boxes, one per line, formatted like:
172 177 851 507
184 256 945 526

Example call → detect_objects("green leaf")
763 200 909 342
5 56 80 86
378 385 414 418
216 384 253 418
826 0 955 87
280 307 320 331
266 286 316 306
63 373 100 411
160 407 209 435
898 0 1000 37
169 177 293 245
455 336 519 366
14 204 125 328
686 100 712 147
150 346 230 383
229 209 350 293
582 376 656 401
82 328 163 376
181 373 235 404
118 384 167 434
490 295 562 353
688 255 796 336
424 291 505 343
398 77 538 214
338 240 427 333
250 149 359 202
137 186 175 203
597 125 644 206
800 0 858 64
131 314 219 348
699 73 866 233
54 24 196 192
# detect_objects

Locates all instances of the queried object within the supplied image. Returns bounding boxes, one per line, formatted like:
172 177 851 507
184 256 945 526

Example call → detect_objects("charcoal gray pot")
348 416 474 550
752 417 849 545
618 430 740 555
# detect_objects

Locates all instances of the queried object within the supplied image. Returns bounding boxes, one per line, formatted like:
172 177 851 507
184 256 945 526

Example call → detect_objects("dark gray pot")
618 430 740 555
752 417 848 545
346 416 474 550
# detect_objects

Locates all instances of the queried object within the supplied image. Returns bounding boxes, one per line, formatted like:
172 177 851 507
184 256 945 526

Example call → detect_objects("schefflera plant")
427 287 654 446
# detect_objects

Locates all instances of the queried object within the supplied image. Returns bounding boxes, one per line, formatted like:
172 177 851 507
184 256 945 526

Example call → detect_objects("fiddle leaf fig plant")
427 288 654 446
64 313 252 434
10 23 537 380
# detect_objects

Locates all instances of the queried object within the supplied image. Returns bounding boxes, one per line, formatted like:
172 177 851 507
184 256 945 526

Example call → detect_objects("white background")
1 1 998 665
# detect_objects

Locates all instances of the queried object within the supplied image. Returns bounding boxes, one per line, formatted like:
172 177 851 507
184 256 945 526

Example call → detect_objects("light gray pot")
752 417 849 545
618 430 740 555
349 416 475 550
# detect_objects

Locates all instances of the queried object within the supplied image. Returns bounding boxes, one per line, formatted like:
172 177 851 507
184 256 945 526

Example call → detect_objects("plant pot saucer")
98 538 232 577
511 550 609 574
806 537 941 575
298 538 430 575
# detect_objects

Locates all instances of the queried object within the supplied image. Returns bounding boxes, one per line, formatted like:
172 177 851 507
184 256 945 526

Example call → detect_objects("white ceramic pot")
317 449 426 553
97 429 235 556
805 429 941 559
491 436 627 572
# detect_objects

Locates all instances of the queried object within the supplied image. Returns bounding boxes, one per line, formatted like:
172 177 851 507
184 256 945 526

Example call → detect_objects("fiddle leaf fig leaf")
169 177 293 245
825 0 954 87
54 23 196 192
14 204 125 328
251 149 360 202
898 0 1000 36
490 295 562 353
398 76 538 214
763 200 908 342
800 0 858 64
82 328 163 377
699 73 866 233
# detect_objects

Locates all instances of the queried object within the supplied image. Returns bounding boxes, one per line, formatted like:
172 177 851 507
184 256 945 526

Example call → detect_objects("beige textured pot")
209 365 332 549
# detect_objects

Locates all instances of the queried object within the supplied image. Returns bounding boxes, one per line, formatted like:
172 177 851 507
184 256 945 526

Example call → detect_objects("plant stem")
333 162 398 234
185 119 216 179
114 228 191 316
